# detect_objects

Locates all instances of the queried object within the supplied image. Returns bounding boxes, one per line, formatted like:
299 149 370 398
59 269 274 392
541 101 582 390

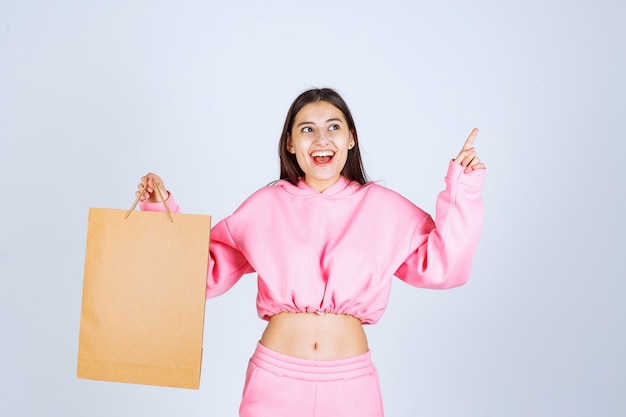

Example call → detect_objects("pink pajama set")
141 161 485 416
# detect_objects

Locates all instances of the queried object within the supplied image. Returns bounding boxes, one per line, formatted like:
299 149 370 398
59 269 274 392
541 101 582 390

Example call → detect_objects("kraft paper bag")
77 199 211 389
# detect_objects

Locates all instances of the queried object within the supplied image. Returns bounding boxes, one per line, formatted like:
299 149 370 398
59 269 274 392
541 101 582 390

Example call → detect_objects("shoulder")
234 182 284 209
227 181 300 219
359 182 429 217
362 181 415 204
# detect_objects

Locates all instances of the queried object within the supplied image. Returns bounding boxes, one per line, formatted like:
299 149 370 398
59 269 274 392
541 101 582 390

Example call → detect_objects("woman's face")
287 101 355 192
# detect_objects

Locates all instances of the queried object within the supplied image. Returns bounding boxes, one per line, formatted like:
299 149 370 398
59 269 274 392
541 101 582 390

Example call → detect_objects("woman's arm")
395 129 486 289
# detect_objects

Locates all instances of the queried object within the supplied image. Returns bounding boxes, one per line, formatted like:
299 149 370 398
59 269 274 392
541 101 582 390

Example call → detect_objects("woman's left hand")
454 128 486 173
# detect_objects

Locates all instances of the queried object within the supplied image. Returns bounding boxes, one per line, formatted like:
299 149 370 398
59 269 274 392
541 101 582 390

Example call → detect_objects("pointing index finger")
462 128 479 150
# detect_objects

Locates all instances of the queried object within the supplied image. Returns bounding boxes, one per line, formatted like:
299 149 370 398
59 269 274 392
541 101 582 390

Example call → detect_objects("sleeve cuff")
446 160 486 186
139 193 180 213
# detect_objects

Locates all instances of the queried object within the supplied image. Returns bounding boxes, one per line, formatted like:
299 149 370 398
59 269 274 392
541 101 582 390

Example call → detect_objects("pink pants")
239 342 384 417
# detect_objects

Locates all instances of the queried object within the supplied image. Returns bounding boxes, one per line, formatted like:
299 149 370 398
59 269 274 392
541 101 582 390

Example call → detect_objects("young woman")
137 88 485 417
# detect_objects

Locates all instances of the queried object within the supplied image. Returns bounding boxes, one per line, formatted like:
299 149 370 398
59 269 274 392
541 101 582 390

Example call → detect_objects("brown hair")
278 88 369 186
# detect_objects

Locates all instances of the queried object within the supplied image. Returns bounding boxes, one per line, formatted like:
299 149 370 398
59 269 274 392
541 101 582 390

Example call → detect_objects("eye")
329 124 340 131
301 126 313 133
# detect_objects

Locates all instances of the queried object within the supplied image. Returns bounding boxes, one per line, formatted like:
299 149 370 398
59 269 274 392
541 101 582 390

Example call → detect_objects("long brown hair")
278 88 369 186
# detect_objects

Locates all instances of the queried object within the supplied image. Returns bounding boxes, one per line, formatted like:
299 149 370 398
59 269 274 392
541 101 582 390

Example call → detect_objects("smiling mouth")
311 150 335 165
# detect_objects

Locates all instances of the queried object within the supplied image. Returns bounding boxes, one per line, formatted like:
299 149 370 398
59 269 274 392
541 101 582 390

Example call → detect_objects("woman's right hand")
453 128 485 174
136 173 169 203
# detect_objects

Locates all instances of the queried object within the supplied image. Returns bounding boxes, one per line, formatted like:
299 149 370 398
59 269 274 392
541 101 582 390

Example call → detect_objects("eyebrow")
296 118 344 128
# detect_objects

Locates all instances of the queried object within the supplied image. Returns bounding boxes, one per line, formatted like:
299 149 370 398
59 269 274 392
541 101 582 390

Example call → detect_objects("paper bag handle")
125 183 173 222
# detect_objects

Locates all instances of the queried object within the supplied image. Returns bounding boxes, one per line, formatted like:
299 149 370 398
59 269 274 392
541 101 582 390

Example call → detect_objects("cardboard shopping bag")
77 192 211 389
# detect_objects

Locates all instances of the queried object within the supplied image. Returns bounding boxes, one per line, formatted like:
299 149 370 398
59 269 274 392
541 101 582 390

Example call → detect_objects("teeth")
311 150 335 157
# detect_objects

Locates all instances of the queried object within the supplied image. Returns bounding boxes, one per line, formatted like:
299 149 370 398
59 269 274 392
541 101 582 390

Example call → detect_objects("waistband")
249 342 375 382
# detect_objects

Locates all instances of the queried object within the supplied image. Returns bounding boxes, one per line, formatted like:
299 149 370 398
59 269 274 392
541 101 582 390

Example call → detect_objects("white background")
1 1 624 416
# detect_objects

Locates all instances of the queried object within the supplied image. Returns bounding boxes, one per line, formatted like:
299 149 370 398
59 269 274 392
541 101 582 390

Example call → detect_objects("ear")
287 135 295 154
348 132 355 149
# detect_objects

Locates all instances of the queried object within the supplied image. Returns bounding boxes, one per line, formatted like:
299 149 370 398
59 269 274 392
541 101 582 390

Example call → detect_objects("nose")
313 130 330 144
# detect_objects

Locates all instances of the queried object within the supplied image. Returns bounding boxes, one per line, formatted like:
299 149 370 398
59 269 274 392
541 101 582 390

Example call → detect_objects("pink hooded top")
141 161 484 324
